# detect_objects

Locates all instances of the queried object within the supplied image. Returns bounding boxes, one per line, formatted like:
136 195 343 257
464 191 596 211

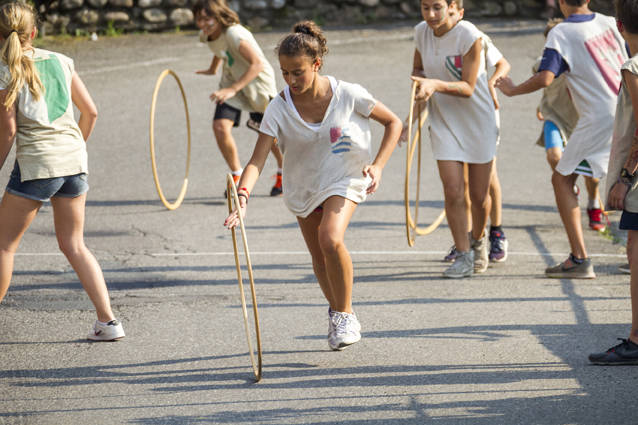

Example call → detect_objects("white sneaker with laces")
328 311 361 351
88 319 125 341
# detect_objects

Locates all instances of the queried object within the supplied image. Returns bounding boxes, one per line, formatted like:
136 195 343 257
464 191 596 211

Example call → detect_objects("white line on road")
148 251 625 258
14 251 625 258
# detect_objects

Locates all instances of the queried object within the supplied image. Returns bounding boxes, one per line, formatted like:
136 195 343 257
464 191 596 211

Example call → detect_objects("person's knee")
212 120 232 137
57 238 85 258
317 229 343 256
443 181 465 204
546 151 560 169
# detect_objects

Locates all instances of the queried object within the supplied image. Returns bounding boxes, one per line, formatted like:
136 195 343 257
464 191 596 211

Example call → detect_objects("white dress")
545 13 627 178
414 20 499 164
259 76 377 218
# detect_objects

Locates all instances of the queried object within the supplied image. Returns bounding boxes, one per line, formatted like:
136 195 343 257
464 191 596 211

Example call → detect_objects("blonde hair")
0 1 43 109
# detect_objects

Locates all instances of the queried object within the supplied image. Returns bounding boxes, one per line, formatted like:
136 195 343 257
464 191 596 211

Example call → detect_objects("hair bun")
293 21 317 37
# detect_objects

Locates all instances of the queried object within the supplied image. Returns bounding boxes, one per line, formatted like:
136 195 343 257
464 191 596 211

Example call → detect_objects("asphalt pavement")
0 19 635 425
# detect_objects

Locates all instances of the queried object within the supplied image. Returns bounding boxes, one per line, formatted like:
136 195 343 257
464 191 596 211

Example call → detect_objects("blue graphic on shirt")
330 126 353 154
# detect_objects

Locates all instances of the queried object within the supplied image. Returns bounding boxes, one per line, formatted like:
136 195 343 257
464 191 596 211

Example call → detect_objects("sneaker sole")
545 271 596 279
87 335 125 342
329 336 361 351
589 359 638 365
443 271 472 278
489 252 508 263
474 264 488 273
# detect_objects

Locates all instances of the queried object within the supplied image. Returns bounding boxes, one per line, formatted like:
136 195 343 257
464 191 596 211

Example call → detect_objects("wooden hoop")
404 81 446 247
149 69 191 210
226 174 263 382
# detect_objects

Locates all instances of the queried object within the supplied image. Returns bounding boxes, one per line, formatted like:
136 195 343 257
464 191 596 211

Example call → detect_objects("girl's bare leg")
438 160 469 251
0 192 40 302
318 196 357 313
297 196 357 313
489 162 502 227
468 160 493 240
50 194 115 323
463 163 471 232
297 208 334 306
213 118 242 172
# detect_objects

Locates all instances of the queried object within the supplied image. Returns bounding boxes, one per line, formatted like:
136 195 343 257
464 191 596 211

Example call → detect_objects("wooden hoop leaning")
226 174 263 382
404 81 446 247
149 69 191 210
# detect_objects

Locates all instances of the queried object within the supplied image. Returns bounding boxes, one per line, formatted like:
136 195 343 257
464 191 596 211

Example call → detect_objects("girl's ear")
30 26 37 40
313 59 321 71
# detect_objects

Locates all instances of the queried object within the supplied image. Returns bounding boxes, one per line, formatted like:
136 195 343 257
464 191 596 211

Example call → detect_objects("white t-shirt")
607 54 638 212
260 76 377 217
545 13 627 178
200 24 277 112
0 48 87 181
414 20 499 163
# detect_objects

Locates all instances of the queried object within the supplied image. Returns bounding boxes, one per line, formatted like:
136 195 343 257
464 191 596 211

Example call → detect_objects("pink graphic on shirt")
584 28 624 94
330 127 342 143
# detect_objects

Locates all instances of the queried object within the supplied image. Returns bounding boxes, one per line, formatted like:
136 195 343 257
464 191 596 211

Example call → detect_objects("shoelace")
333 313 354 334
607 338 632 353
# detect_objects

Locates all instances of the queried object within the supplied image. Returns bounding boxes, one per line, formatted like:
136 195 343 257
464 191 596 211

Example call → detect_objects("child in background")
441 5 511 263
534 18 606 232
411 0 500 278
225 21 401 350
589 0 638 365
496 0 626 279
0 2 124 341
193 0 284 196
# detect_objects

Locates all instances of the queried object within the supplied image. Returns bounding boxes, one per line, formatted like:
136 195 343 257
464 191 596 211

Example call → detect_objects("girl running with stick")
225 21 401 350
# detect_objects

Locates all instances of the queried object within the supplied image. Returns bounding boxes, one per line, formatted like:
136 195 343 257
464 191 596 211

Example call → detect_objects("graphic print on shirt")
225 51 234 67
330 126 353 154
584 28 625 94
445 55 463 80
32 54 69 123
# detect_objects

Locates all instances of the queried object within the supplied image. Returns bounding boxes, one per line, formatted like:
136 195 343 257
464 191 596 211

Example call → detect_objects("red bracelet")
238 187 250 198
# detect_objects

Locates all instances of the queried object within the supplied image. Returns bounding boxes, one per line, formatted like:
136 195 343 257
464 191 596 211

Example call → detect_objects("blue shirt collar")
565 13 595 23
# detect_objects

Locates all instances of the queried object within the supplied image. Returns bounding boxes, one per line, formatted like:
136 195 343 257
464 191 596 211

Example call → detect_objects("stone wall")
36 0 617 36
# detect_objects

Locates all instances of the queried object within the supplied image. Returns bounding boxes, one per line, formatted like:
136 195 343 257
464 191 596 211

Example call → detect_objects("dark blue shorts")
620 210 638 231
6 162 89 202
213 102 264 128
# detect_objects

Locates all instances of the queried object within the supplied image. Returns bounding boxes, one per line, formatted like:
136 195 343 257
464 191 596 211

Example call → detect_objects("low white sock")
588 198 600 209
232 168 243 176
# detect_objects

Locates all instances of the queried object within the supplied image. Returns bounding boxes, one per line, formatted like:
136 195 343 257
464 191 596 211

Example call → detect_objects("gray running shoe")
443 245 459 262
545 255 596 279
443 250 474 278
619 263 631 275
471 232 489 273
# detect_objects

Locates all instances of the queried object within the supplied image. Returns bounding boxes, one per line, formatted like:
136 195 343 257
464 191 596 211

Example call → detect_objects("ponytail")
0 2 43 109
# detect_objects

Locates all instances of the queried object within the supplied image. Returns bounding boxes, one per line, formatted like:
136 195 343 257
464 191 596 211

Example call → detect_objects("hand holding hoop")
404 80 446 247
226 174 263 382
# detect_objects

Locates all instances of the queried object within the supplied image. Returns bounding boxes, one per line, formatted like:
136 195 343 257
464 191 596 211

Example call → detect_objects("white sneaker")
471 231 489 273
328 311 361 351
443 250 474 278
88 319 125 341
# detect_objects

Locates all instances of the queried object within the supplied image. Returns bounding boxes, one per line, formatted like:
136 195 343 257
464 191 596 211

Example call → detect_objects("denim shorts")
6 162 89 202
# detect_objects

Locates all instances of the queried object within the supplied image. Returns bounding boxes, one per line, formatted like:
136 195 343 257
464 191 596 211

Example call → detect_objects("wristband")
617 177 632 189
